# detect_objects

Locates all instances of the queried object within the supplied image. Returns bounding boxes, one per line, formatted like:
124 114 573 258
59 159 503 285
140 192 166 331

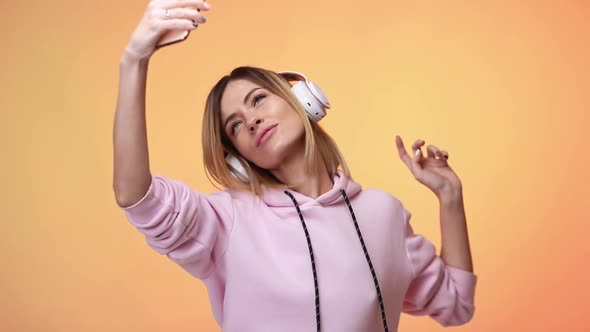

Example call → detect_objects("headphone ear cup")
225 154 250 183
291 81 328 122
307 80 331 109
279 70 331 122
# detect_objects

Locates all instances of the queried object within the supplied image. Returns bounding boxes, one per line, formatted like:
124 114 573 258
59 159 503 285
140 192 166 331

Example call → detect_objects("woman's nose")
249 118 262 132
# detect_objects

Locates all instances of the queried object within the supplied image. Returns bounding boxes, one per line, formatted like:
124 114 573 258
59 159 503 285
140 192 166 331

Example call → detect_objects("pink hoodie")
121 171 477 332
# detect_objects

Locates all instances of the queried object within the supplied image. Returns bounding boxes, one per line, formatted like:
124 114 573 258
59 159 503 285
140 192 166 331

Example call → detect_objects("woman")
113 1 477 331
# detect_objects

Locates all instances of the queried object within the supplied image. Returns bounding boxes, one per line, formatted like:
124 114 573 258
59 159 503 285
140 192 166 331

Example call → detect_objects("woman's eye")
253 94 266 106
231 120 242 135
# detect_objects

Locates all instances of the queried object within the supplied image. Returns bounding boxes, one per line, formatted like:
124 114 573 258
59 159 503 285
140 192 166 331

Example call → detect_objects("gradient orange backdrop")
2 0 589 331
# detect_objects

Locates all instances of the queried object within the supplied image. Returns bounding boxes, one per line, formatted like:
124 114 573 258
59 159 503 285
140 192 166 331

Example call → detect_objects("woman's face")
220 78 305 170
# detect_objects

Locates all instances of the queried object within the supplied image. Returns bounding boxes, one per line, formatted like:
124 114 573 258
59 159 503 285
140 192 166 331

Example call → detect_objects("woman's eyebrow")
243 87 261 105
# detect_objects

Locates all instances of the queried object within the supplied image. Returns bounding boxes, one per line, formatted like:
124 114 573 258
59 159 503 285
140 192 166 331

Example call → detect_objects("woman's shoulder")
357 187 405 208
216 187 262 207
358 186 401 201
149 173 254 207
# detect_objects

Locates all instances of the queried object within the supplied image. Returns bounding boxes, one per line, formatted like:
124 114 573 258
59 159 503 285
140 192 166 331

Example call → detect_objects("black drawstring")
341 189 389 332
284 189 389 332
284 191 321 332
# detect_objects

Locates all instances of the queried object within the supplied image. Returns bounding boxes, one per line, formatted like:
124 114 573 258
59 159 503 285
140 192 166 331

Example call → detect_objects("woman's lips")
257 124 278 147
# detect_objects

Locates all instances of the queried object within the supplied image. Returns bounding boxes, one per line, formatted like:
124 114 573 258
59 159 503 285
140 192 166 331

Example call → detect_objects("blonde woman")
113 1 477 331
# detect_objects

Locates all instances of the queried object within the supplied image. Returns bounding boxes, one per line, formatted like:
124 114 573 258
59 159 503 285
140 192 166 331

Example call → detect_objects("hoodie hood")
261 170 362 208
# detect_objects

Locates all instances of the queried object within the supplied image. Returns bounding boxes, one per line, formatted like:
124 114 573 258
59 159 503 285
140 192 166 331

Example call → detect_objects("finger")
411 139 425 153
161 0 211 11
411 147 424 174
158 18 199 31
395 135 412 169
427 144 443 159
163 7 207 23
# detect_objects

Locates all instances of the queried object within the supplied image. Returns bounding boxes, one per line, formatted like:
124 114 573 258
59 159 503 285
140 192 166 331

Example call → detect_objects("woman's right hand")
124 0 211 61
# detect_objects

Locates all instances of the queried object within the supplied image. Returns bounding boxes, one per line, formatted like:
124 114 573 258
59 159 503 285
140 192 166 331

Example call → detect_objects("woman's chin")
251 139 302 170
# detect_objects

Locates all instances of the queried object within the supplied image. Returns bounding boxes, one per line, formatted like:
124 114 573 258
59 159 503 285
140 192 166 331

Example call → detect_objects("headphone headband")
277 70 331 109
278 71 308 83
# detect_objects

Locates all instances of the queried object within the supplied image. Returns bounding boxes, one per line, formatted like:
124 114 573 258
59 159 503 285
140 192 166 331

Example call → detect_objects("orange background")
2 0 589 331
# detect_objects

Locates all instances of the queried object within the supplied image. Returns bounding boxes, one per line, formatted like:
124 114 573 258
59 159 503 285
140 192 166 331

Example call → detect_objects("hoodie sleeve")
401 207 477 327
119 174 235 279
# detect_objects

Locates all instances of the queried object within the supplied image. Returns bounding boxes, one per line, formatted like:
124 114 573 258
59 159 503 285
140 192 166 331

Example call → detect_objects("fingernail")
204 2 211 9
415 149 421 156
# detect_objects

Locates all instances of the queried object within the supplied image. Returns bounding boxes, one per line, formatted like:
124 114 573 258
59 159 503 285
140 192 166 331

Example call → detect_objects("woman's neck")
270 145 333 199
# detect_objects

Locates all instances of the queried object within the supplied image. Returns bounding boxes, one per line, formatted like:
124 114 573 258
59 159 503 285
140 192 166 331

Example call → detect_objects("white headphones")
225 71 331 183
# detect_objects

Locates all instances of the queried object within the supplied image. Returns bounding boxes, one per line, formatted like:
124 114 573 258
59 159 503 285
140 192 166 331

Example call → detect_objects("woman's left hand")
395 135 462 198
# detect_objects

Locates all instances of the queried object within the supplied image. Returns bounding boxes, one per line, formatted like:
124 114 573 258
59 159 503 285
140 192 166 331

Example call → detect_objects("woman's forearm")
112 50 153 208
438 189 474 272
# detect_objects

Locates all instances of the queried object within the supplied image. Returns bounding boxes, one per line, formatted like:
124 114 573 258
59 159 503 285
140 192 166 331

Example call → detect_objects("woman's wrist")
437 185 463 206
120 47 152 66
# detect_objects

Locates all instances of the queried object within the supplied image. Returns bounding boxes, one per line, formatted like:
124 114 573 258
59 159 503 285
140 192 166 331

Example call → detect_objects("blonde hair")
202 66 350 195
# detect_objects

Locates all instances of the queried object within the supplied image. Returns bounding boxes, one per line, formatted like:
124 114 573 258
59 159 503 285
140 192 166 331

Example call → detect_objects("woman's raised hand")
395 135 462 199
124 0 211 61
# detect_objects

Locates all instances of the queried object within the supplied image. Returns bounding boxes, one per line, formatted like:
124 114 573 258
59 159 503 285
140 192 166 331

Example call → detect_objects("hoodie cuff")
121 175 172 225
447 265 477 302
